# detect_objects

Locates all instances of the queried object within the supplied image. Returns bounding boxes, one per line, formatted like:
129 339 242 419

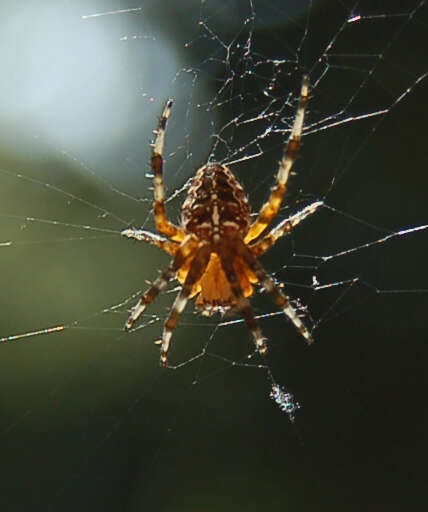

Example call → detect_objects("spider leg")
121 227 179 255
245 75 310 244
250 200 323 257
219 246 268 356
160 244 211 366
124 235 198 331
238 242 313 344
151 99 186 242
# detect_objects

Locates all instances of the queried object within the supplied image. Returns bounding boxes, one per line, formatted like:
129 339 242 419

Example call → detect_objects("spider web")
0 0 427 509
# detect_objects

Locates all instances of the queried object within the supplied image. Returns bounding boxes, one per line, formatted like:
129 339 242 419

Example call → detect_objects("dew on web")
270 384 301 423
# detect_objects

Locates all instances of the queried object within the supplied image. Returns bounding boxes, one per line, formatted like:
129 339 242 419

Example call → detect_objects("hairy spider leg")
239 242 313 344
160 244 211 366
152 99 186 242
250 200 323 257
121 228 179 255
219 245 268 355
125 236 198 331
245 75 310 244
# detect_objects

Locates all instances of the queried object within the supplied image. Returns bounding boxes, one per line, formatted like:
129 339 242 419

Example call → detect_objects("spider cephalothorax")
122 76 323 366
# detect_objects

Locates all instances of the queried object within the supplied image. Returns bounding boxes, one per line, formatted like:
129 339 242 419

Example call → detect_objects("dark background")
0 1 427 510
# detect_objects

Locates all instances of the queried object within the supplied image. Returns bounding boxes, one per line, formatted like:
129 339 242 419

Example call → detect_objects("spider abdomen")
181 164 250 241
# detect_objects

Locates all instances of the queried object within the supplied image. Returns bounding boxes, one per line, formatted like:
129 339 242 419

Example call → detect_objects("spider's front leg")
121 227 179 256
250 200 323 257
245 75 310 244
151 99 186 242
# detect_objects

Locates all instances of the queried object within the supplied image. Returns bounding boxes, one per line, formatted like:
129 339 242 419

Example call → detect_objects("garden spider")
122 75 323 366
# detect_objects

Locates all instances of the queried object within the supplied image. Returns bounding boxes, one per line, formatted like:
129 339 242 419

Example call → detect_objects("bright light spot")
0 1 178 166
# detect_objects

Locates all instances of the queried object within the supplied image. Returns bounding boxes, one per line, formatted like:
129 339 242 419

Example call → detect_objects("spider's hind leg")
219 247 268 356
160 244 211 366
239 242 313 345
125 236 198 331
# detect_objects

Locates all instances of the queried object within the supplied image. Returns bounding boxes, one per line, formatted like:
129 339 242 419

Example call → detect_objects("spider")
122 75 323 366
